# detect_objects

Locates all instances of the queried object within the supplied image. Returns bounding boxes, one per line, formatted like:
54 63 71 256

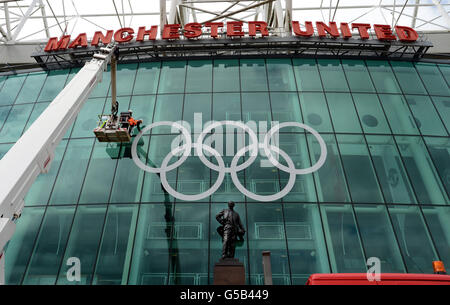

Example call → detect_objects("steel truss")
0 1 449 44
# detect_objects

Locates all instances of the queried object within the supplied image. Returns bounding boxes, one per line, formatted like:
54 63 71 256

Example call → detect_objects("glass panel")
405 95 447 136
308 134 350 202
79 141 120 204
4 207 45 285
93 204 138 285
320 204 366 273
388 205 439 273
22 206 76 284
0 105 10 131
299 92 333 132
421 206 450 268
247 204 290 285
71 98 106 138
284 204 330 284
336 135 384 203
396 136 449 205
183 93 211 129
0 74 27 106
110 141 147 204
0 103 34 143
240 59 268 92
326 92 361 133
15 72 47 104
266 59 296 91
391 61 427 95
424 137 450 198
168 204 209 285
210 203 248 284
244 153 280 203
431 96 450 131
56 205 107 285
129 203 173 284
341 59 375 93
185 60 212 93
213 59 239 92
270 92 303 128
366 135 417 204
437 64 450 86
0 142 12 159
38 69 69 102
317 59 349 92
66 67 81 84
158 61 186 94
25 140 68 206
292 58 323 92
90 67 111 98
378 94 419 135
108 63 137 97
354 205 406 273
141 135 179 203
128 95 156 128
242 92 271 128
212 93 241 121
366 60 401 93
415 63 450 96
279 133 317 202
353 93 390 134
152 94 184 134
22 102 50 133
133 62 161 95
50 138 94 205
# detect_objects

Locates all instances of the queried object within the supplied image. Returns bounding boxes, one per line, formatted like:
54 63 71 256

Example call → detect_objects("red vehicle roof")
306 273 450 285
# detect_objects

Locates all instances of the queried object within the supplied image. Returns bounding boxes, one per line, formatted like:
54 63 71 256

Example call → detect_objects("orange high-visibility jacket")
128 118 139 126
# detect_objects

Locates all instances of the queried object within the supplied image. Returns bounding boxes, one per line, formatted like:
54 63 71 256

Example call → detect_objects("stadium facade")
0 7 449 285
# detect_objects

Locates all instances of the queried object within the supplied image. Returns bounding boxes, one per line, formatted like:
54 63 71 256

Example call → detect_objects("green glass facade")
0 58 449 285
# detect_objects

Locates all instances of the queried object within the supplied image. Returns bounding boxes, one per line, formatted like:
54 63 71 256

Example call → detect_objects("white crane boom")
0 46 117 284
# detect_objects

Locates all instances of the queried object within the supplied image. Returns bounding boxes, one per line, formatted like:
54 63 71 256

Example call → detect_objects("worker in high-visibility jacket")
127 110 143 134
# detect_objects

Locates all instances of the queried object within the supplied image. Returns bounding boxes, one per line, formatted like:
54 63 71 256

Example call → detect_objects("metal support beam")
431 0 450 28
11 0 39 42
160 0 166 35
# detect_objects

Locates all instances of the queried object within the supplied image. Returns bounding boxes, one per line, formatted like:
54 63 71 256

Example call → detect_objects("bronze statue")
216 201 246 259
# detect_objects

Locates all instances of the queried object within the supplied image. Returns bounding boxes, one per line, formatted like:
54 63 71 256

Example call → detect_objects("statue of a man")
216 201 246 259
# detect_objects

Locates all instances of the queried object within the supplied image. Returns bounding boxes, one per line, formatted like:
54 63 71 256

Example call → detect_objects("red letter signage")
91 30 113 46
44 35 71 52
114 28 134 43
248 21 269 37
184 23 202 39
162 24 181 39
373 24 396 41
340 23 352 39
205 22 223 38
292 21 314 37
68 33 88 49
136 26 158 41
352 23 371 40
316 22 340 38
395 26 418 42
227 21 244 37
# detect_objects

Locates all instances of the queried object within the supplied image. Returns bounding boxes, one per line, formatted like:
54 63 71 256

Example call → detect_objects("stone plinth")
213 258 245 285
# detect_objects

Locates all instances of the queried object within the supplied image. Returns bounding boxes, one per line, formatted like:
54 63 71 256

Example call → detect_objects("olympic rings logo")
131 121 327 202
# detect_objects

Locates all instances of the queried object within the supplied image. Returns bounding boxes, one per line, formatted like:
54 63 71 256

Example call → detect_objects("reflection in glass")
366 60 401 93
129 204 173 284
93 204 138 284
424 137 450 198
391 61 427 95
336 135 384 203
0 103 33 143
158 61 186 94
415 63 450 96
421 206 450 268
284 204 330 284
38 69 69 102
431 96 450 132
266 59 296 91
240 59 268 91
319 204 366 273
326 92 361 133
133 62 160 95
292 58 323 91
299 92 333 133
247 204 290 285
388 205 439 273
405 95 447 136
22 206 75 284
352 93 390 134
354 205 406 273
341 59 375 93
15 72 47 104
185 60 212 93
366 135 417 204
378 94 419 135
395 136 449 204
213 59 239 92
317 59 349 92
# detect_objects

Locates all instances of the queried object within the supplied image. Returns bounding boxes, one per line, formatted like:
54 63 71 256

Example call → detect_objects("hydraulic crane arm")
0 46 117 284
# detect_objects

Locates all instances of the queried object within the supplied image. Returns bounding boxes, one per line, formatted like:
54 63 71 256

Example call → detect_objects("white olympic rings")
131 120 327 202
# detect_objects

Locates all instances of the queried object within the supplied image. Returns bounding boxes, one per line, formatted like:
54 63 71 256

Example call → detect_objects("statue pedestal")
213 258 245 285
